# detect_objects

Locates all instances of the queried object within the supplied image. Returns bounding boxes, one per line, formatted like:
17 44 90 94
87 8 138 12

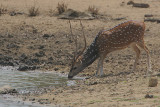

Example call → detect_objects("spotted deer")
68 20 151 79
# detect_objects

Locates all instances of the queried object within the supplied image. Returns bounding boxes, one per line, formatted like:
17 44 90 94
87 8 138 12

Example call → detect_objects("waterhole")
0 66 77 107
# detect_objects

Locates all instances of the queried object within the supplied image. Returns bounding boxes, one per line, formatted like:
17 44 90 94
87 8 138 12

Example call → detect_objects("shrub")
57 2 68 14
48 9 56 16
88 5 99 15
28 6 39 16
0 5 7 15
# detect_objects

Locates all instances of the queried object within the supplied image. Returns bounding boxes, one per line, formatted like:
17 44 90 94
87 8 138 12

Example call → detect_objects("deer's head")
68 20 86 79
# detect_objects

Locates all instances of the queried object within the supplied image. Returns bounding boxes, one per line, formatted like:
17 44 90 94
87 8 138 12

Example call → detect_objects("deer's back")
95 21 145 53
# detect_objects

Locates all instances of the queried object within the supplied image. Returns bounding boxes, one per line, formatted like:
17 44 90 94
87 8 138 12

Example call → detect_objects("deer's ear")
76 56 82 63
78 56 83 60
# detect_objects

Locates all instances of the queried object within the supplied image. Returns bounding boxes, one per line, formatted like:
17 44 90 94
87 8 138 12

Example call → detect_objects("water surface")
0 66 69 89
0 66 71 107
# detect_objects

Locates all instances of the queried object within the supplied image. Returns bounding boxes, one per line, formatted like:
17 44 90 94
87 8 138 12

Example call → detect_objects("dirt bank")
18 76 160 107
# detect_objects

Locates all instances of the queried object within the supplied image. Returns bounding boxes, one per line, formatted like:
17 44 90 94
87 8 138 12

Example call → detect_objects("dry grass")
48 9 56 16
148 77 158 87
57 2 68 14
88 5 99 15
0 4 7 15
28 6 39 17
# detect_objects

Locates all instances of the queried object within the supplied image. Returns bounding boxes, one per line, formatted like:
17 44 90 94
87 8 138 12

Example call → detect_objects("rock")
38 45 45 49
0 61 14 66
114 17 126 20
42 34 54 39
29 66 38 70
9 11 17 16
132 3 150 8
69 40 73 43
16 12 24 15
127 1 134 5
145 94 153 98
146 29 150 31
55 41 60 44
120 1 125 6
58 9 94 20
8 34 14 38
38 99 50 104
89 81 98 85
0 55 14 66
20 54 40 65
20 53 28 60
43 34 50 38
48 57 53 61
17 65 38 71
54 68 59 71
148 77 158 87
157 73 160 76
17 65 29 71
61 71 65 73
0 85 18 94
144 14 153 17
7 43 19 49
35 51 45 57
29 98 35 101
118 61 123 64
6 62 14 66
105 59 109 63
144 18 160 23
31 58 40 64
1 55 12 61
32 29 37 33
9 11 24 16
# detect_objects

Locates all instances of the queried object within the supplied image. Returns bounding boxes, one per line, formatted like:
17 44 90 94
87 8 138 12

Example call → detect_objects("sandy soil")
0 0 160 106
21 77 160 107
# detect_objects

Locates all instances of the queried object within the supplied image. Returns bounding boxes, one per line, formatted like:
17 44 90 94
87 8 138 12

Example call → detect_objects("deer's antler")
79 20 87 56
69 20 87 63
69 20 78 62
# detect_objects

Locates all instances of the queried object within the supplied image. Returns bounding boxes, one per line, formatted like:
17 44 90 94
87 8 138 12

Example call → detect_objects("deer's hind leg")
137 42 152 76
131 44 141 72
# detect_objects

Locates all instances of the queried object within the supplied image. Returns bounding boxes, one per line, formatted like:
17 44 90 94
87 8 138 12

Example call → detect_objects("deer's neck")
81 39 99 68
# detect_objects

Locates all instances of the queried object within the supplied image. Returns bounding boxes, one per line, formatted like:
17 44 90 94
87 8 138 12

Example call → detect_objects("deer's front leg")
100 61 104 77
96 57 104 77
95 58 101 76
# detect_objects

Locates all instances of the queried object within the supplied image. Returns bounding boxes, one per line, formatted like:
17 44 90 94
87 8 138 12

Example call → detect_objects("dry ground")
0 0 160 106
